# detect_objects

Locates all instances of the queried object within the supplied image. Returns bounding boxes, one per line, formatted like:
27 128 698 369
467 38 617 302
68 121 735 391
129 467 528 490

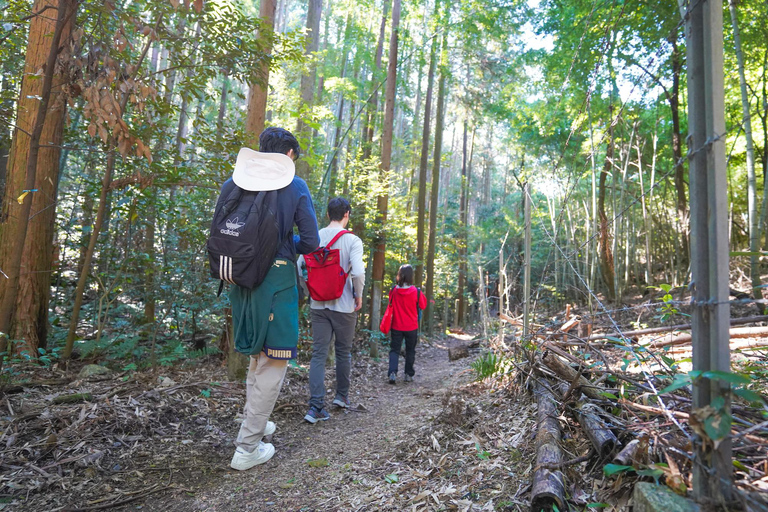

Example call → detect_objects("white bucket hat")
232 147 295 191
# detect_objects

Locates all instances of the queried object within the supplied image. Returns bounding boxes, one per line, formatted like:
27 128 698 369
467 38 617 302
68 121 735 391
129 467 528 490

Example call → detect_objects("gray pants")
308 308 358 410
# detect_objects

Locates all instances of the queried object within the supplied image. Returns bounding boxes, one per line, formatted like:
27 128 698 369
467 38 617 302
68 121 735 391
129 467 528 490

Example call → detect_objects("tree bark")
361 0 390 160
531 380 566 512
326 14 352 202
729 0 761 303
457 118 469 325
216 75 229 139
296 0 323 144
669 31 689 270
415 27 437 288
0 75 12 203
245 0 277 148
598 107 616 301
425 34 448 335
369 0 401 357
0 0 74 363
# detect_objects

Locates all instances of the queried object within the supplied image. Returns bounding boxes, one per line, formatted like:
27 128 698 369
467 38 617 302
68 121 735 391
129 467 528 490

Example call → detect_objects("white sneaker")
230 442 275 470
264 420 276 436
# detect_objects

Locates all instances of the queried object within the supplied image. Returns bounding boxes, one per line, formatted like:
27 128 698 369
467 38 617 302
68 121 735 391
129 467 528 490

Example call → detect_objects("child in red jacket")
387 264 427 384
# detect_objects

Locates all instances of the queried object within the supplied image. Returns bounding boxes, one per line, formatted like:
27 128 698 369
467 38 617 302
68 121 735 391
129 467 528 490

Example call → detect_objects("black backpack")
207 179 284 290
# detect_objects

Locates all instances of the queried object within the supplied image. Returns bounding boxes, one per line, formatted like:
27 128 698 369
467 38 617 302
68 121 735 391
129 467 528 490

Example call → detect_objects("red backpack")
305 230 350 301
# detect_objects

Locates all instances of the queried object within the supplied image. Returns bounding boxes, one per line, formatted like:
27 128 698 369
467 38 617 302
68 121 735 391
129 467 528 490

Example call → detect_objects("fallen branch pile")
514 306 768 511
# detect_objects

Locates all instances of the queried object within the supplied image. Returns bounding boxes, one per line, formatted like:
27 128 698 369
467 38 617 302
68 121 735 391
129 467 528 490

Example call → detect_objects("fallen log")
531 380 566 512
541 349 606 401
1 378 71 394
448 346 469 361
648 326 768 348
576 401 618 459
619 399 767 445
665 337 768 354
585 315 768 342
52 393 92 404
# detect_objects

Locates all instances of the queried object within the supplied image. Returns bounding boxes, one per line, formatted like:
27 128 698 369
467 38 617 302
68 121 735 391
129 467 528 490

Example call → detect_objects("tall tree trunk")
407 48 425 213
361 0 390 160
426 34 448 335
598 107 616 302
415 26 438 288
216 75 229 139
326 15 352 202
296 0 323 146
669 31 689 269
0 0 73 368
370 0 400 357
0 0 74 360
638 139 653 287
245 0 278 147
759 48 768 251
729 0 761 301
457 118 469 326
0 75 12 203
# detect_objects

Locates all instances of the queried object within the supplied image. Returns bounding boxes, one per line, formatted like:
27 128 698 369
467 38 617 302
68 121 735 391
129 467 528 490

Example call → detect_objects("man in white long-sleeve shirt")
298 197 365 423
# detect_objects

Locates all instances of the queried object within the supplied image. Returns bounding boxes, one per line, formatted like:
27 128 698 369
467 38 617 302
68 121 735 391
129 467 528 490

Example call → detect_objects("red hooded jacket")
389 286 427 332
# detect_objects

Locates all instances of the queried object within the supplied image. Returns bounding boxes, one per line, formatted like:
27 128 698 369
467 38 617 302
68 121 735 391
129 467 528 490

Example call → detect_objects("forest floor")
1 332 544 512
4 290 768 511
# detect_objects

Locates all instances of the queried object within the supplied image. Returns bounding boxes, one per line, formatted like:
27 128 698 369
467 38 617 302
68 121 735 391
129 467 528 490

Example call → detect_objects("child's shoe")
404 374 413 382
388 372 396 384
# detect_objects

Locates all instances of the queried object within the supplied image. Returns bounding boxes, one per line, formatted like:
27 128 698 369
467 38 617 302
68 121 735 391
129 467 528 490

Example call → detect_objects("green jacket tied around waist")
229 259 298 359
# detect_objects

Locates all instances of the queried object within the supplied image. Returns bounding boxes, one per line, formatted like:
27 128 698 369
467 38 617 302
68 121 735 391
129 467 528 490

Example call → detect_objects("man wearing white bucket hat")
216 127 319 471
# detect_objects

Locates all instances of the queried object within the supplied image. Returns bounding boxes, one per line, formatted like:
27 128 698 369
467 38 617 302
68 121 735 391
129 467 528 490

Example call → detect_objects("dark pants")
308 309 358 410
388 329 418 377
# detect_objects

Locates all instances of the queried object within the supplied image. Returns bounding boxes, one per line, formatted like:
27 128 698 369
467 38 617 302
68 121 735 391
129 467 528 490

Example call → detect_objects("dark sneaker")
304 406 330 424
388 372 397 384
332 396 350 408
404 374 413 383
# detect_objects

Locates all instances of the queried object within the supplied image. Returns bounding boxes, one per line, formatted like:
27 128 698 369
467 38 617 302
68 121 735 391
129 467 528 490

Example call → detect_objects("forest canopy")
0 0 765 369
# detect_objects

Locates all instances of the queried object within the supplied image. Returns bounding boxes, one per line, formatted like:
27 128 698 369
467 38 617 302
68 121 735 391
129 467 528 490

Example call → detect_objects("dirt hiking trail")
138 333 526 511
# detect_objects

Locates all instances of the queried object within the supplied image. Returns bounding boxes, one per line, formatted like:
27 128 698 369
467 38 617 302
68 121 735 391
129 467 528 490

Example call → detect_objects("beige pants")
235 352 288 452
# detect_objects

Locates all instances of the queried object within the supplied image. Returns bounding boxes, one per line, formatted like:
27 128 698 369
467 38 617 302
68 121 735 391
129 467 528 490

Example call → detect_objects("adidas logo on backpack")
220 218 245 237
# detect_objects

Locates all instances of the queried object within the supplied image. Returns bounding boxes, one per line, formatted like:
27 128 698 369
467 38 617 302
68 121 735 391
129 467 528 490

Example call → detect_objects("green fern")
471 351 499 380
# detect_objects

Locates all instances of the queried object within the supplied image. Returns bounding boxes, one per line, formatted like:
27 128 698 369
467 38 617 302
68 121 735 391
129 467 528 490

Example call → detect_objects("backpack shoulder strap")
326 230 350 248
218 182 244 219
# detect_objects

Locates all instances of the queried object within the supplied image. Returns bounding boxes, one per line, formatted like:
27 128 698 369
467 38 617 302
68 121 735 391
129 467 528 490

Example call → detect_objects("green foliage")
649 284 686 322
471 351 512 380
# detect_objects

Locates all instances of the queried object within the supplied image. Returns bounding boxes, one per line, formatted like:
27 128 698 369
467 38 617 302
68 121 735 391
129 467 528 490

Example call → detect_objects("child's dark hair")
396 264 414 286
259 127 301 158
327 197 351 221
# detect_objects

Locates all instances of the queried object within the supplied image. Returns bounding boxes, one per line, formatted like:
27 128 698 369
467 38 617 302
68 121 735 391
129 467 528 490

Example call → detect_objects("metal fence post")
686 0 732 503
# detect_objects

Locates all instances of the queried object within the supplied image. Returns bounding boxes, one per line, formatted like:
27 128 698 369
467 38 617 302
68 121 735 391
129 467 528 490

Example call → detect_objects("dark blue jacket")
274 175 320 260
